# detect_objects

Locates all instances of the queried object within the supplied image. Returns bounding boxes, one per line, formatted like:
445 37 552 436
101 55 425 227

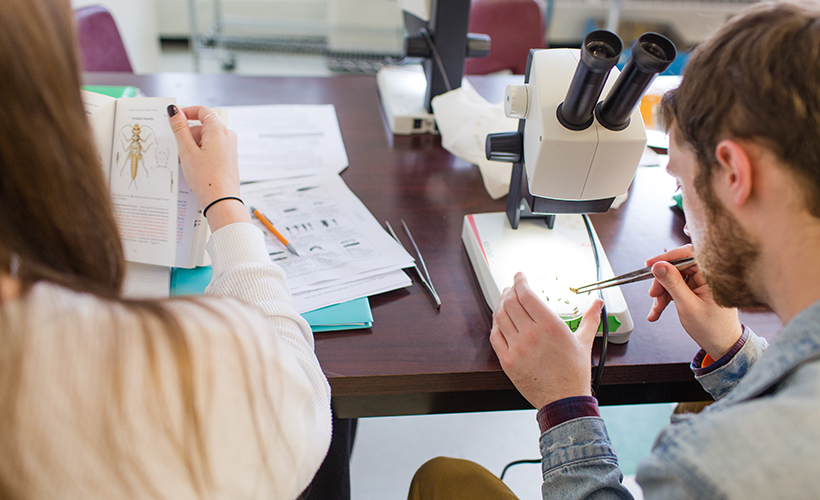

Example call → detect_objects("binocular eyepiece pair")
557 30 676 132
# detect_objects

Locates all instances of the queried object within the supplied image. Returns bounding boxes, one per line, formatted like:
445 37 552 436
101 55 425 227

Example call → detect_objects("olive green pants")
408 457 520 500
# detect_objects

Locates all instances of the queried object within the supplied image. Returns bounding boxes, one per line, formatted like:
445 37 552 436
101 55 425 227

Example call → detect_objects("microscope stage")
462 212 633 343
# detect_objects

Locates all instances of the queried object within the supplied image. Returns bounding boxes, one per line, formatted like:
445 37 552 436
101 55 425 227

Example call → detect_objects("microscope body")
517 49 646 204
465 31 675 339
488 31 676 229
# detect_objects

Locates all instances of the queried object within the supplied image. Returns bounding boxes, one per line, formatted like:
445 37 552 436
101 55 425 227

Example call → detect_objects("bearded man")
408 2 820 499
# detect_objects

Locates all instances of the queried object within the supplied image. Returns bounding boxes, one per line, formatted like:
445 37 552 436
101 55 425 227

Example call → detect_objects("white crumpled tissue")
431 81 518 200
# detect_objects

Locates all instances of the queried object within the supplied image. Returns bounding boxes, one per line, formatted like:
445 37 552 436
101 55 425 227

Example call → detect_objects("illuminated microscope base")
376 65 439 135
462 212 633 343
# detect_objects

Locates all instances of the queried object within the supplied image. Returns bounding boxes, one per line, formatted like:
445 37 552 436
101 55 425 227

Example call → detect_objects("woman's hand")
167 105 250 231
490 272 603 409
646 245 742 359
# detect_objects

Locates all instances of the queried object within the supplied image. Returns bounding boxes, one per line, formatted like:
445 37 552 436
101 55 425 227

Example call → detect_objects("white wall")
327 0 403 53
71 0 161 73
548 0 749 47
156 0 330 38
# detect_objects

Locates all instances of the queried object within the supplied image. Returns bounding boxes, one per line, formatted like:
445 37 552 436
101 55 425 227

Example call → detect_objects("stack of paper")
240 174 413 314
220 104 414 319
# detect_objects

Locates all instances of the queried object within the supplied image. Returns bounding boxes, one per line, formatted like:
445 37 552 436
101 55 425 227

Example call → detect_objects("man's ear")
714 139 753 208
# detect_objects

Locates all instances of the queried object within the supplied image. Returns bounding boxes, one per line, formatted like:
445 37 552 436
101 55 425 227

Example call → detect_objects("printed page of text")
225 105 349 182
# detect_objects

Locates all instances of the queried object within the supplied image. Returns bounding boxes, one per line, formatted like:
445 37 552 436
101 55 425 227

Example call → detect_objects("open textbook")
82 90 212 268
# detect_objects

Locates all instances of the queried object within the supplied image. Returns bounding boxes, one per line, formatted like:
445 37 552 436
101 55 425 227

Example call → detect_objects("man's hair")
660 1 820 218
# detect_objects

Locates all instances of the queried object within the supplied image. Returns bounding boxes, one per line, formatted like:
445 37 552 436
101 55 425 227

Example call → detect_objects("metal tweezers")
572 256 696 294
385 220 442 309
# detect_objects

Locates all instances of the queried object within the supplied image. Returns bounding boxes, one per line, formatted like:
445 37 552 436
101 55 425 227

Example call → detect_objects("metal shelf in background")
186 0 403 74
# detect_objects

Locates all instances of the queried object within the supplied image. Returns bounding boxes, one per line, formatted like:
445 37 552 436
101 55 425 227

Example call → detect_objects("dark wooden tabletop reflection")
86 72 783 417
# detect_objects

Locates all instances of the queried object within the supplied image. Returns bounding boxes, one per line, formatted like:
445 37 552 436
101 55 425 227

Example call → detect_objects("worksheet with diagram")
240 174 414 292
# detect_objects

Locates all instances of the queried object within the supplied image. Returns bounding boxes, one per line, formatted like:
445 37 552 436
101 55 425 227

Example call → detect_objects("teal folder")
82 85 140 98
170 266 373 332
170 266 213 296
301 297 373 332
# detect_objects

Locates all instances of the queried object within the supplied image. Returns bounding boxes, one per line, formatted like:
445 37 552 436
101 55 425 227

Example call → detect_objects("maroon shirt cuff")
692 325 749 376
536 396 600 433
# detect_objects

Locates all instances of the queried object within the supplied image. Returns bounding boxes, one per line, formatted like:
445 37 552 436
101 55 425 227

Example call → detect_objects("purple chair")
465 0 545 75
74 5 133 72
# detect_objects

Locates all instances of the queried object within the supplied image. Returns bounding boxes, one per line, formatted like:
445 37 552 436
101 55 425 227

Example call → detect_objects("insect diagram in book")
116 123 155 189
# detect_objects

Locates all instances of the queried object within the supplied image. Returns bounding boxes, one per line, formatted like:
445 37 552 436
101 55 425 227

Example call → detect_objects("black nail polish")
167 104 178 117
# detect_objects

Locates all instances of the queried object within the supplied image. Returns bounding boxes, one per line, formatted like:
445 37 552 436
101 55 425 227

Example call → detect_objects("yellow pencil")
251 207 300 257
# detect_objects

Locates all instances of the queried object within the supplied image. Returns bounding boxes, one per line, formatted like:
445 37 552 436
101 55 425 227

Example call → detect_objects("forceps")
571 256 696 294
385 220 442 309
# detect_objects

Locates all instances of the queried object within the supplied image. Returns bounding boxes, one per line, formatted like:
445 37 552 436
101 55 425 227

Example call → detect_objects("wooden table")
85 72 783 418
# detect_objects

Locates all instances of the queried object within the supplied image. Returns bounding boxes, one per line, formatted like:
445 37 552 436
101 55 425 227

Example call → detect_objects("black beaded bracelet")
203 196 244 218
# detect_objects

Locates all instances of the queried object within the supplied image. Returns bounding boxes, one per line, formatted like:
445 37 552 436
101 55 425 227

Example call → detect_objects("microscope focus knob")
486 132 523 163
504 85 529 119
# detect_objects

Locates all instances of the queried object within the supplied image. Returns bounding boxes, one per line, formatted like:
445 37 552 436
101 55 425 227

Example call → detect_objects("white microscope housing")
507 50 645 202
486 30 677 227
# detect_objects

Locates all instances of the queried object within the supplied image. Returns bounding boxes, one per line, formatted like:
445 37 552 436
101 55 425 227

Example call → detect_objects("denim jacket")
538 299 820 499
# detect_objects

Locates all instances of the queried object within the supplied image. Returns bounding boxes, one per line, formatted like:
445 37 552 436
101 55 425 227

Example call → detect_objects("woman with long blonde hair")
0 0 331 498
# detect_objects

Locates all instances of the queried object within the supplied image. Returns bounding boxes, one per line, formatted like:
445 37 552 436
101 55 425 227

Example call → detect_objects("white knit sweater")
4 223 332 499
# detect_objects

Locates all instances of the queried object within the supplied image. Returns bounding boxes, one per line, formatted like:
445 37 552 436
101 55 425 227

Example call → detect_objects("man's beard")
694 195 765 309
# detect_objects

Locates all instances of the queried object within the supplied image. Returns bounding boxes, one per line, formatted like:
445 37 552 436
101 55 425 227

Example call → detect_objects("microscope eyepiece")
557 30 622 131
640 40 667 61
586 41 618 60
596 33 676 131
631 34 676 73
